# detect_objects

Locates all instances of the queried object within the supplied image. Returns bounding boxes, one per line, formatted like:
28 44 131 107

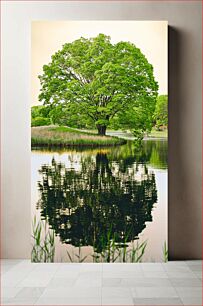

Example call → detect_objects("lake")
31 139 168 262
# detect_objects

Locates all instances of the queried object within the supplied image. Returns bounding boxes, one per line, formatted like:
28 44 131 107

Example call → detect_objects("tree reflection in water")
37 149 157 254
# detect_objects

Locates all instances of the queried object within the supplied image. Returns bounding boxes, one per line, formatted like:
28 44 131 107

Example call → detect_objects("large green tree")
153 95 168 130
31 105 51 127
39 34 158 136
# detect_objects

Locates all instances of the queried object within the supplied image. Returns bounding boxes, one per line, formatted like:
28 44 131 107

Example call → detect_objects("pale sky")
31 21 168 106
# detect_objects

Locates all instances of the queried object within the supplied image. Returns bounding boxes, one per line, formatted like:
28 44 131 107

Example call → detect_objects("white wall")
1 1 202 259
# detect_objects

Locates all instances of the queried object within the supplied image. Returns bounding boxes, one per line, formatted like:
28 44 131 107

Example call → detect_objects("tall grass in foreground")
95 228 148 263
162 241 168 262
31 216 55 262
66 234 148 263
67 245 88 263
31 216 164 263
129 240 148 263
95 240 148 263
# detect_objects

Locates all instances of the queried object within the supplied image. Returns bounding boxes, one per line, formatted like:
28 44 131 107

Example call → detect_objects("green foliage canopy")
39 34 158 135
153 95 168 130
31 105 51 127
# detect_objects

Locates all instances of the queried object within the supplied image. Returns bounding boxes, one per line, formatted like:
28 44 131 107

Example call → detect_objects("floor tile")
193 271 202 279
124 277 172 287
75 277 102 287
102 297 134 305
133 297 183 305
143 271 168 278
180 296 202 305
54 268 80 278
102 270 144 278
31 263 60 273
2 262 36 287
41 287 101 298
35 297 102 305
163 265 192 272
2 287 22 299
1 259 202 306
102 263 142 272
15 287 45 298
79 271 102 278
169 277 202 287
140 263 165 272
102 286 132 298
165 261 187 266
186 260 202 266
135 286 178 298
166 271 197 278
47 277 76 288
175 287 202 298
15 264 58 287
80 263 102 272
102 278 123 287
0 259 24 265
1 298 10 305
2 296 38 305
1 265 16 274
188 264 202 272
74 271 102 287
17 276 55 287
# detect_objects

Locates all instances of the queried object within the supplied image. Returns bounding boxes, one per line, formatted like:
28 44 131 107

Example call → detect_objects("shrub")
31 117 51 127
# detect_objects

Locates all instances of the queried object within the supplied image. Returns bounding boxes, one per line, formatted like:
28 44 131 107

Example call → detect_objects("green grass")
49 126 91 134
75 127 168 139
31 126 126 147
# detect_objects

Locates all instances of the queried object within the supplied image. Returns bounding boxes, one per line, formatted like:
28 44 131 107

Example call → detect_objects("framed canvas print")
31 21 168 263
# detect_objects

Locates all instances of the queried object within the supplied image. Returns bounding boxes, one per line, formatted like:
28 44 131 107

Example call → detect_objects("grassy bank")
147 128 167 139
31 126 127 147
75 128 167 140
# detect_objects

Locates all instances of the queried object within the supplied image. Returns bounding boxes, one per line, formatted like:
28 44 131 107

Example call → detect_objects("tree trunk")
97 125 106 136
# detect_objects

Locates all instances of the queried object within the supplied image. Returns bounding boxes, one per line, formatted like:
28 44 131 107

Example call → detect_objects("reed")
67 245 89 263
31 216 148 263
162 241 168 263
129 240 148 263
31 126 126 147
93 228 147 263
31 216 55 263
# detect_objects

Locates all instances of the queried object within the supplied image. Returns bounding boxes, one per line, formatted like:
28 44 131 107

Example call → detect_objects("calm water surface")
31 139 167 262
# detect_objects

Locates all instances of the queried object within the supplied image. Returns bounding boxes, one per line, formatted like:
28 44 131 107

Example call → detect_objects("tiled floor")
1 260 202 305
